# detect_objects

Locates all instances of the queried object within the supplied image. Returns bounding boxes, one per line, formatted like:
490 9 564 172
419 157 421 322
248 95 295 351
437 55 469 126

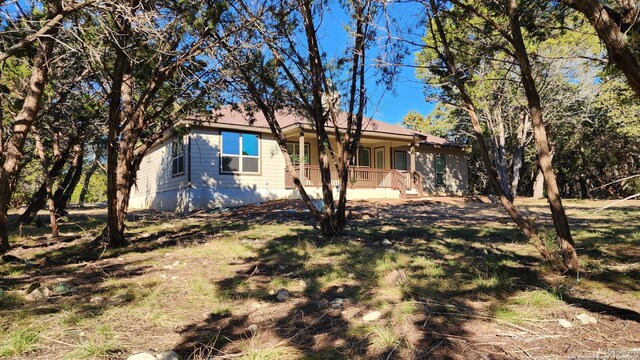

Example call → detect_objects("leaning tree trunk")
78 159 99 206
55 156 84 215
54 144 84 215
17 129 84 224
507 0 579 272
17 160 66 225
0 0 61 252
428 1 555 264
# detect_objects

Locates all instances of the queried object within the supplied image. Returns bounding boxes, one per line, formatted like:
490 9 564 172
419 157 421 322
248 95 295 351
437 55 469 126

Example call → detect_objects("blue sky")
318 2 437 126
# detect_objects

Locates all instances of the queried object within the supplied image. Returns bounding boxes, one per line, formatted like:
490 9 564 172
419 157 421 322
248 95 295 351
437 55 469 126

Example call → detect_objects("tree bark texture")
428 0 554 265
54 144 84 215
33 130 59 237
0 0 61 253
507 0 579 272
561 0 640 96
106 11 131 248
17 156 67 224
510 114 530 201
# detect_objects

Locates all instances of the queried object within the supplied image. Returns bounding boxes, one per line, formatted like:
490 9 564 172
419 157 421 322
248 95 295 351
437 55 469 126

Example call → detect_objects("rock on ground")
127 352 156 360
276 288 290 301
576 313 597 325
155 351 180 360
127 350 180 360
317 298 329 309
330 298 346 309
26 286 49 302
363 311 382 322
558 319 573 328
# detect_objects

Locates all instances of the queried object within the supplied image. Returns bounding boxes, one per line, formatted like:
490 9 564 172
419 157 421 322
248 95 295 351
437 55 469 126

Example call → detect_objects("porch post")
410 144 416 190
299 127 305 185
410 145 416 169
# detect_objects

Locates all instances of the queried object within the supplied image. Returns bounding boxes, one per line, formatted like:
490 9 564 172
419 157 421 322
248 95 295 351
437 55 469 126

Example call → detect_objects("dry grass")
1 198 639 359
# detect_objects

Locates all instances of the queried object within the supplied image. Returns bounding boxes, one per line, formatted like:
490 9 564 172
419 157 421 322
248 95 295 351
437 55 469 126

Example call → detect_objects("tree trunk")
486 106 510 200
54 145 84 215
507 0 579 272
52 168 75 210
296 0 368 236
579 177 588 199
105 7 133 248
104 0 213 247
532 168 545 199
17 129 84 224
17 164 65 226
33 130 59 237
510 114 530 201
0 0 61 252
78 159 99 206
299 0 340 235
111 115 137 246
561 0 640 96
427 0 558 266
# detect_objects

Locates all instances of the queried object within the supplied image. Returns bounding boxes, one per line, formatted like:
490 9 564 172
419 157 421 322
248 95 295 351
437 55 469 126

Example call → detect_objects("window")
286 142 310 165
350 147 371 167
171 135 185 176
375 148 385 169
359 148 371 167
394 151 407 170
435 154 445 186
221 131 260 173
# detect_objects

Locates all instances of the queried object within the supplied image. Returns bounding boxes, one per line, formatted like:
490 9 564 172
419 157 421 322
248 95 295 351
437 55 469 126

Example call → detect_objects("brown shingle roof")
186 107 461 147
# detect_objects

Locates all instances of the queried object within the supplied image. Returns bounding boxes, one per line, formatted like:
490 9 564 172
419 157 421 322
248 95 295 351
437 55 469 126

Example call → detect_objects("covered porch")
283 129 425 199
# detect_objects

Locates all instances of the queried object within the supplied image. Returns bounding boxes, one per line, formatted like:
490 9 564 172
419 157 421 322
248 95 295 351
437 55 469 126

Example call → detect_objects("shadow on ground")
1 199 639 359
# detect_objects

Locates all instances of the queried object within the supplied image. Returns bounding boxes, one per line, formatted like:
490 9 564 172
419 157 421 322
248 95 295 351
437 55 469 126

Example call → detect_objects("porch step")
405 193 421 199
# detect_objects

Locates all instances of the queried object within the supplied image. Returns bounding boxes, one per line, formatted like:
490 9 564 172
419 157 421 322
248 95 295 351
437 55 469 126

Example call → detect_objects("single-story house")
129 108 468 211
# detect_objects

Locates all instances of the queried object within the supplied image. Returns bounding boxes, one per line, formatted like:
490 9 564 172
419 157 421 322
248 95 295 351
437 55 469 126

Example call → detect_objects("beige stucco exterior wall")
415 147 469 195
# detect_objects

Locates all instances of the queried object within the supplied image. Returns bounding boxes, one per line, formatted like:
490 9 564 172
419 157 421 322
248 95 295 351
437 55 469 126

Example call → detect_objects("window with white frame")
394 151 407 170
350 147 371 167
435 154 445 186
221 131 260 173
286 142 310 165
171 135 185 176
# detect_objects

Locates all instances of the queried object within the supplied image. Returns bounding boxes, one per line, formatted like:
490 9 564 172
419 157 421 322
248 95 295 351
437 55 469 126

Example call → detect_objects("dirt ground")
1 197 639 359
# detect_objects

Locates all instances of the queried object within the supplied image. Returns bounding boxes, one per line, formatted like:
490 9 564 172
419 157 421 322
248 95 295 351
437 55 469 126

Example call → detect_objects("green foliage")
70 170 107 204
11 158 42 207
594 79 640 138
402 106 457 138
415 2 638 198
